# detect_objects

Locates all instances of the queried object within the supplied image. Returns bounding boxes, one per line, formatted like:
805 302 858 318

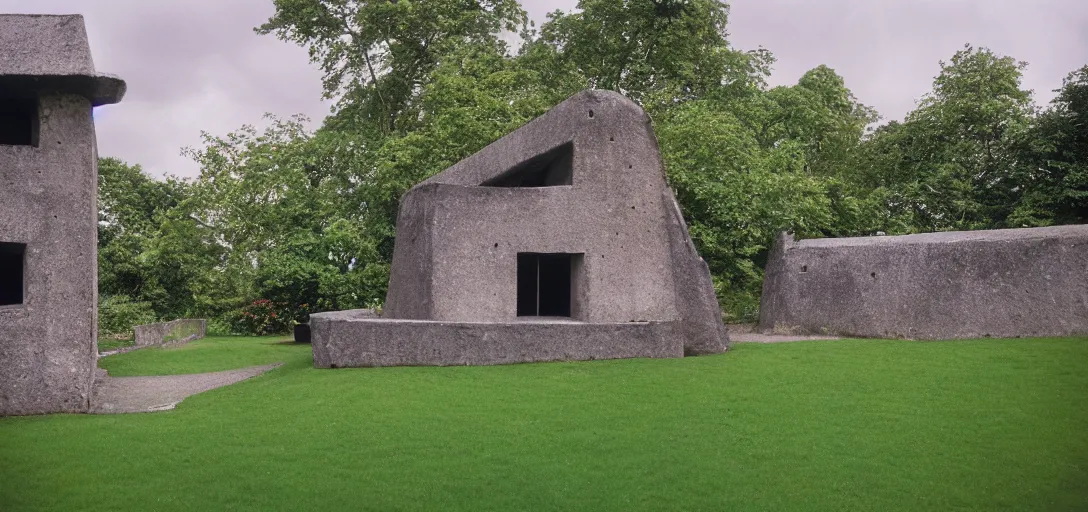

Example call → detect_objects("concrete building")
312 90 729 367
759 225 1088 339
0 14 125 415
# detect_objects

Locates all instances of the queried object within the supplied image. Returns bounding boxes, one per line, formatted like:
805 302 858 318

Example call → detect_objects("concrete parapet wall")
310 310 683 368
759 225 1088 339
134 319 206 348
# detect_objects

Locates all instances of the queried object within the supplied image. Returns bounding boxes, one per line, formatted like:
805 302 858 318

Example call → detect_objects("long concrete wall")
759 225 1088 340
134 319 206 348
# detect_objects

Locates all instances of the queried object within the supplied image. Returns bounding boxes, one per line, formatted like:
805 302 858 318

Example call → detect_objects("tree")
257 0 528 135
97 158 188 309
1012 65 1088 225
532 0 768 106
655 99 835 318
182 115 389 322
858 45 1034 231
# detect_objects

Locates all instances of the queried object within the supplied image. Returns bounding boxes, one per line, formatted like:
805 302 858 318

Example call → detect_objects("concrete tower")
0 14 125 415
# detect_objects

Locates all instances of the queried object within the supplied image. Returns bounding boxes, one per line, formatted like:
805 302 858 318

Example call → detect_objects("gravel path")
91 364 282 414
727 323 842 343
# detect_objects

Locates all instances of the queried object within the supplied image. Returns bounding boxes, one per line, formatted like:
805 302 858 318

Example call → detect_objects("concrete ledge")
0 74 126 106
759 225 1088 339
311 310 684 368
134 319 206 348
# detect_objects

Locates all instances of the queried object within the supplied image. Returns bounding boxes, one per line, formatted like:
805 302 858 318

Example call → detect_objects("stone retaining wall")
759 225 1088 339
134 319 206 348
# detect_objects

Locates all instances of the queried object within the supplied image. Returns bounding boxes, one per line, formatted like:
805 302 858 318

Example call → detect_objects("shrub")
205 316 235 336
233 299 291 335
98 295 158 337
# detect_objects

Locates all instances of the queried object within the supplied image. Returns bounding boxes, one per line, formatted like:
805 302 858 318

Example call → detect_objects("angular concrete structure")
759 225 1088 340
312 90 729 367
0 14 125 415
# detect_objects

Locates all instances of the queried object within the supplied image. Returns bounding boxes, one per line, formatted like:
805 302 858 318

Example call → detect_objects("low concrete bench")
310 309 683 368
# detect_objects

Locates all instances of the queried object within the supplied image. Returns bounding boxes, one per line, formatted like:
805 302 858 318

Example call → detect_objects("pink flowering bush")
234 299 292 335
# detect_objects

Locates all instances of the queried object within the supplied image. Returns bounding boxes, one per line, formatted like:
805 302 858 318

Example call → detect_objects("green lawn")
96 337 134 353
1 336 1086 511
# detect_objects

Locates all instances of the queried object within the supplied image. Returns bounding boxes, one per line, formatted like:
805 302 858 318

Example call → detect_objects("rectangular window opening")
0 242 26 306
517 253 582 317
482 142 573 187
0 97 40 147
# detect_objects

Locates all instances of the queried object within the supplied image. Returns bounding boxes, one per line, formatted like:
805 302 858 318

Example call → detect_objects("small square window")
0 97 40 147
0 242 26 306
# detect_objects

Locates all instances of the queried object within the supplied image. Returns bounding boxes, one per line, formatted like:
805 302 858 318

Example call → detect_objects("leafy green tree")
656 99 835 319
182 115 391 328
97 158 189 318
98 158 185 237
726 66 881 237
137 213 225 320
533 0 768 106
858 45 1034 231
257 0 528 135
1011 65 1088 225
97 295 157 337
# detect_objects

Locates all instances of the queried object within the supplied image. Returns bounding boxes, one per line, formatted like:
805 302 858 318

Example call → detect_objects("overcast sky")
3 0 1085 179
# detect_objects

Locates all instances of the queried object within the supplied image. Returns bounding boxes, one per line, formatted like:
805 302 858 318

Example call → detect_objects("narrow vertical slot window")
0 242 26 306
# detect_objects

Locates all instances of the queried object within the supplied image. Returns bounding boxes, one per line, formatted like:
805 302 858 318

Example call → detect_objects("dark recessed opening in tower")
517 253 578 317
482 142 573 187
0 242 26 306
0 97 39 147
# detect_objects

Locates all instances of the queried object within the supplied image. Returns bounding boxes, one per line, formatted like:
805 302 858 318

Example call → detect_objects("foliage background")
96 0 1088 335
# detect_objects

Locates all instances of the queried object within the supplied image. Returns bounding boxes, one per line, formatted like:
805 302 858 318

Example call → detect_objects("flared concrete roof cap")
0 14 126 106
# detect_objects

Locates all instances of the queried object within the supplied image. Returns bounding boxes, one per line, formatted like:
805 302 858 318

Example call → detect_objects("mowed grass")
96 335 303 376
1 336 1086 511
96 337 134 353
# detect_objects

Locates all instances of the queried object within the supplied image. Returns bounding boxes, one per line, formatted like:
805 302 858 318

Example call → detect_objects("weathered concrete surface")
322 90 727 367
311 310 683 368
90 364 281 414
759 225 1088 340
0 15 125 416
663 191 730 355
0 15 125 105
133 319 206 348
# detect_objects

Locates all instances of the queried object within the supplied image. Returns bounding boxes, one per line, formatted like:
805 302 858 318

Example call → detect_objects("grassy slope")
96 338 134 353
97 336 303 376
1 336 1086 511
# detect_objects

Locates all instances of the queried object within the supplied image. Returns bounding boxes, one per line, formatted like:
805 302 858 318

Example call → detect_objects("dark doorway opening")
0 242 26 306
517 253 579 317
0 97 39 147
482 142 573 187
